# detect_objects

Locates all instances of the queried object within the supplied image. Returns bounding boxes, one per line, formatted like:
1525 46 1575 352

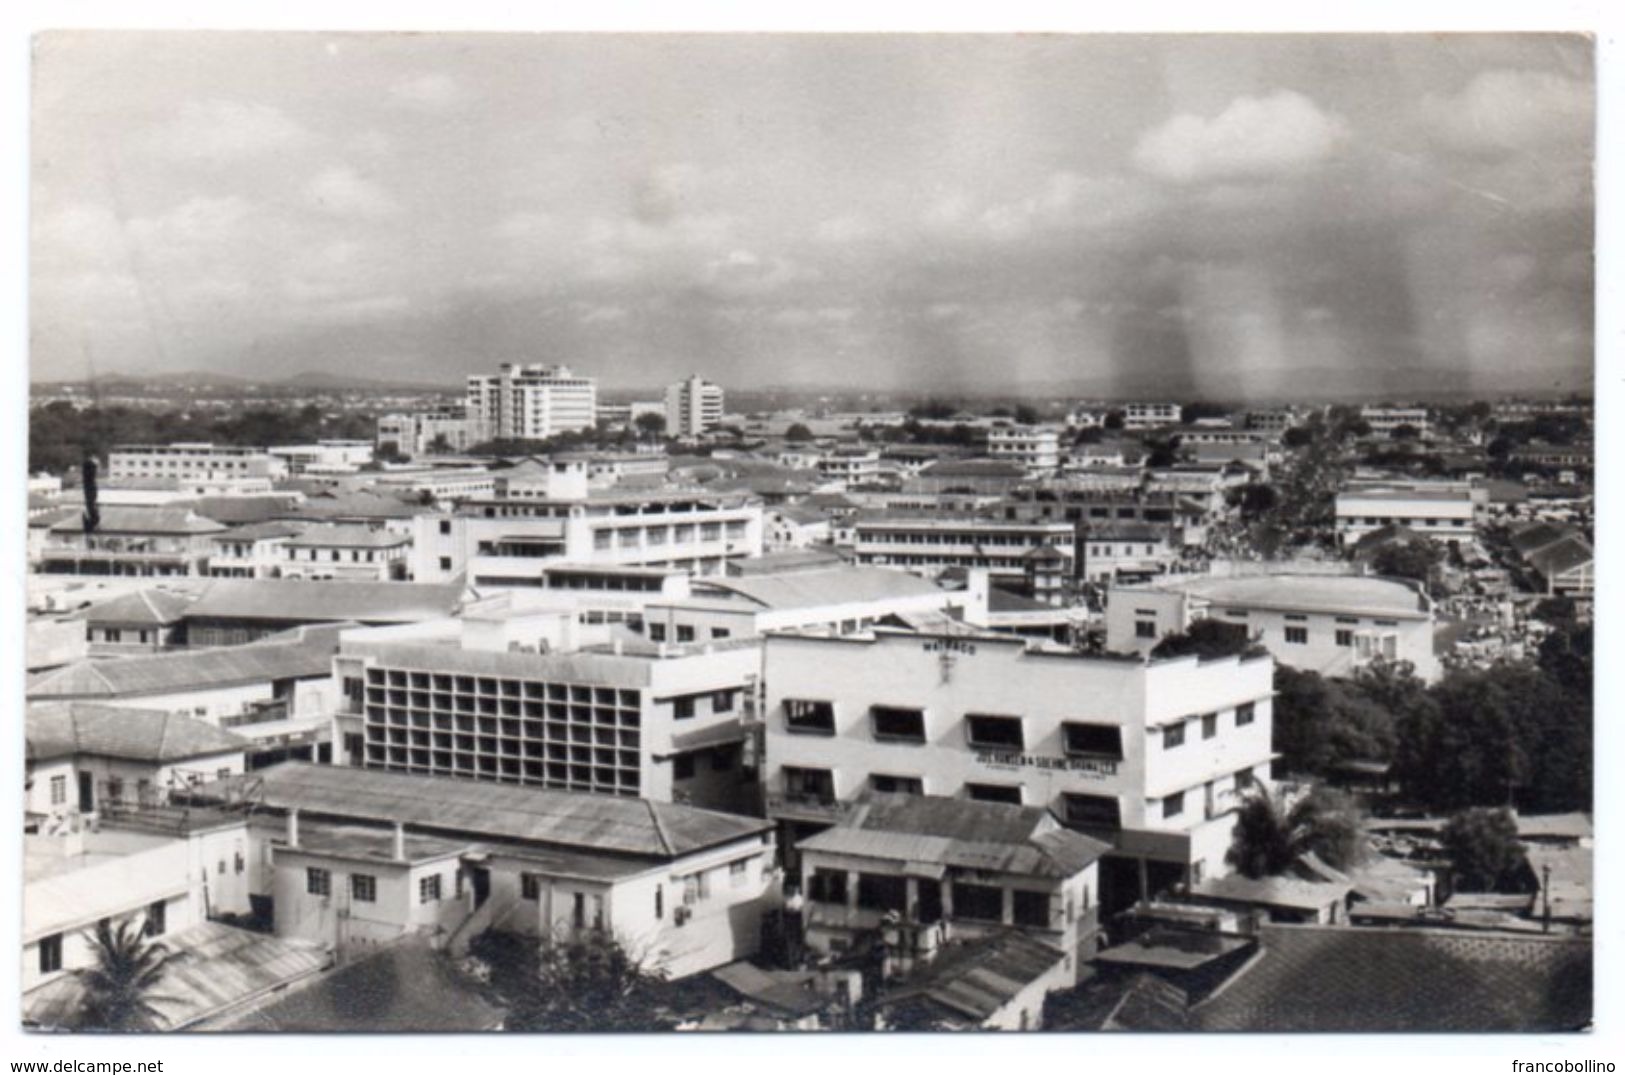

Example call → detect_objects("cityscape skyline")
32 33 1593 397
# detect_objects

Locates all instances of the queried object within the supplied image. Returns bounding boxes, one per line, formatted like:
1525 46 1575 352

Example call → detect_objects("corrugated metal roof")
1190 873 1351 912
284 523 411 548
27 702 248 763
24 921 330 1032
196 761 769 860
184 578 465 623
75 587 196 626
49 507 226 535
28 625 341 699
697 566 943 611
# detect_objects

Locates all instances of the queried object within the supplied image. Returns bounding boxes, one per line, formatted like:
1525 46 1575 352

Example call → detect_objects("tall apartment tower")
664 375 725 438
466 364 599 442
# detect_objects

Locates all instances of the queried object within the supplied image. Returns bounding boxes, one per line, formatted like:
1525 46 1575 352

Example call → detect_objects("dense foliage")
1226 785 1365 879
1441 807 1526 892
471 929 673 1033
75 917 175 1031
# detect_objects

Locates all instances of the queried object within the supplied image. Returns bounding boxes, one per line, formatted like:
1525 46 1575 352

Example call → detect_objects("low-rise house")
207 521 311 578
180 578 468 646
1080 525 1177 584
188 761 778 979
26 703 250 822
871 929 1072 1031
281 523 412 582
1509 522 1594 598
40 507 226 578
797 795 1109 980
766 505 834 550
73 587 196 654
1185 873 1352 925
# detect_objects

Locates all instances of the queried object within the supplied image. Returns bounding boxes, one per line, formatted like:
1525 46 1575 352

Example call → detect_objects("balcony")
765 792 845 824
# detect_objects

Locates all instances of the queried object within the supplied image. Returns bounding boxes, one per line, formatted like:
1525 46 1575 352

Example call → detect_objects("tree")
1271 666 1397 778
1280 425 1314 449
634 412 666 438
1102 409 1125 431
1231 482 1278 521
472 929 672 1032
75 916 176 1031
1149 619 1259 662
1441 808 1525 892
1180 402 1229 425
1370 540 1441 587
784 423 815 443
908 400 957 421
1012 403 1041 426
428 433 452 454
1390 423 1421 442
1226 785 1366 879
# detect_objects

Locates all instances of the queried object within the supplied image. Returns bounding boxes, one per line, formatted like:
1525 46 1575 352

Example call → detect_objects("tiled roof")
283 491 422 521
1194 925 1592 1031
27 625 341 699
1526 535 1593 578
180 495 304 525
211 521 309 542
26 702 248 763
74 587 196 626
183 578 465 623
194 761 771 860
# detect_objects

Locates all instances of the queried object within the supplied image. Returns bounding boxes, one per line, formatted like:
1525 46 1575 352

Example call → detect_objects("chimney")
286 808 300 849
393 822 406 862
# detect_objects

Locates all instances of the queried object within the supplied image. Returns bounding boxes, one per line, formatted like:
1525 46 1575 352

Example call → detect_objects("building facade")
664 376 726 439
466 364 598 442
108 443 286 482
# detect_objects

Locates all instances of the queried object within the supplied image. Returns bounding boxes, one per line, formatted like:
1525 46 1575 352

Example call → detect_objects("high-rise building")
466 364 598 442
664 375 725 438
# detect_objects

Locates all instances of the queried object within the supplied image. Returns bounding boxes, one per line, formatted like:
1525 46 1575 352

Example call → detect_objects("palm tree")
75 916 176 1031
1226 785 1365 879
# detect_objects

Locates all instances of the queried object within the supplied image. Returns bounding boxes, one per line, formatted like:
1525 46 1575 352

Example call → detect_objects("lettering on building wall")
975 751 1117 777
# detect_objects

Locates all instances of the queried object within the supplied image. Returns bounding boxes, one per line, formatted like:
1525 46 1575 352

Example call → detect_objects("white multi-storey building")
330 604 763 812
986 426 1062 470
411 487 764 587
466 364 599 442
108 444 287 482
852 517 1075 581
1122 403 1182 430
1334 480 1484 547
816 449 882 487
1104 573 1440 682
761 627 1275 910
1360 406 1431 439
267 441 374 475
376 409 480 457
664 375 726 439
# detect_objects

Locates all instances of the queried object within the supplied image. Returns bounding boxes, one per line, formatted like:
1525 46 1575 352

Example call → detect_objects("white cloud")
1133 90 1348 184
390 73 470 111
1420 69 1592 156
141 100 310 162
305 166 402 219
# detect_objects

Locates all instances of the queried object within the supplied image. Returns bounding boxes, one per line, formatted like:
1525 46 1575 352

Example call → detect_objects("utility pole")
1542 862 1552 933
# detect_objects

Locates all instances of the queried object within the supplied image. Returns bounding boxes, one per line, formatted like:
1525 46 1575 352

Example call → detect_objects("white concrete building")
1334 480 1483 547
268 441 375 475
376 409 480 457
330 603 764 811
108 443 287 482
1123 403 1182 430
190 762 776 981
1103 573 1440 682
281 524 412 582
761 627 1275 908
987 426 1062 470
816 448 882 487
665 375 726 438
852 517 1075 581
208 522 309 579
1360 406 1431 439
411 487 764 587
466 363 598 441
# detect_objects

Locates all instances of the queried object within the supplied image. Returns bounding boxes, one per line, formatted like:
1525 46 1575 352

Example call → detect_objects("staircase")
446 897 514 958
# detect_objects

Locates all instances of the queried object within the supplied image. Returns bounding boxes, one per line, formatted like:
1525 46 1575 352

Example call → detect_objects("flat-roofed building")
1081 526 1178 584
1123 403 1182 430
1360 406 1431 439
411 487 764 587
268 441 374 475
761 626 1275 910
108 443 287 482
665 375 726 438
907 460 1030 496
1104 572 1440 682
852 516 1076 582
330 604 763 811
1334 480 1483 547
466 363 598 441
816 448 882 487
986 427 1061 470
376 409 480 457
187 761 776 979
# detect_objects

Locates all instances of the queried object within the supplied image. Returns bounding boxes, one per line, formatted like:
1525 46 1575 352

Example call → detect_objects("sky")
29 32 1594 397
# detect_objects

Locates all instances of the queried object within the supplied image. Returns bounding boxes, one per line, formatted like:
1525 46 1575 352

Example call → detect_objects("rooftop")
1134 573 1430 619
72 586 196 626
28 625 342 699
1193 925 1591 1032
693 565 944 611
183 578 466 623
876 930 1066 1026
1188 873 1353 911
27 702 249 764
283 523 412 548
194 761 771 861
49 506 227 535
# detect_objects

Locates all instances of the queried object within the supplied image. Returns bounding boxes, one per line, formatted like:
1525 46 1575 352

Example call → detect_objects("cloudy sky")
31 32 1593 396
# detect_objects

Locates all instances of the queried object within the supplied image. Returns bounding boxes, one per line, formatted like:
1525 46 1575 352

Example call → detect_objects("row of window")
781 767 1256 826
647 623 731 644
804 869 1059 928
363 670 639 704
1161 704 1255 749
590 522 740 550
858 531 1067 547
